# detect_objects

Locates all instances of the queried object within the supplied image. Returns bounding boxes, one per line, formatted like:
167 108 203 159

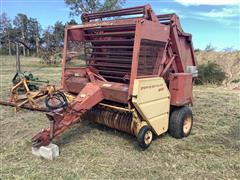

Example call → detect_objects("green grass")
0 56 240 179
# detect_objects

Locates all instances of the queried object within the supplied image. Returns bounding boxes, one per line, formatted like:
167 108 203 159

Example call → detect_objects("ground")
0 56 239 179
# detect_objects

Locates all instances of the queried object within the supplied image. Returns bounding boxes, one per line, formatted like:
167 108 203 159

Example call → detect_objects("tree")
28 18 41 55
13 13 28 56
204 43 216 52
194 48 201 52
64 0 125 16
100 0 125 11
42 26 54 50
67 19 78 25
52 21 65 47
0 13 12 55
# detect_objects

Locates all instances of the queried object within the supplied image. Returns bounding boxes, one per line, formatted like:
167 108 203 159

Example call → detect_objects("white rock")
32 143 59 160
32 146 40 156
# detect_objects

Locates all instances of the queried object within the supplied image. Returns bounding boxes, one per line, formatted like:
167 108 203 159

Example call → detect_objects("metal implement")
8 73 54 111
32 4 197 149
0 39 54 111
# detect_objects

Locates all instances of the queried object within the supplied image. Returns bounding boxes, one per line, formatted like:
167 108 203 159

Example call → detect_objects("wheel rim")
183 116 192 134
144 130 153 145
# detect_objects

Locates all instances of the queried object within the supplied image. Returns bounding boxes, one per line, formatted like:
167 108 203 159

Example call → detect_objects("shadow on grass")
54 119 146 151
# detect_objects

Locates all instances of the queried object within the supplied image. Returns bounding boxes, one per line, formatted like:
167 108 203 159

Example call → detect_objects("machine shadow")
55 119 143 151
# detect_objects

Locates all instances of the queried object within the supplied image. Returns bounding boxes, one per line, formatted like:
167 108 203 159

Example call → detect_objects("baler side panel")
178 35 196 70
67 28 85 41
139 20 170 42
157 14 196 106
169 16 196 73
157 14 196 73
169 73 193 106
132 77 170 135
169 26 184 72
171 29 196 72
128 22 141 98
128 20 170 97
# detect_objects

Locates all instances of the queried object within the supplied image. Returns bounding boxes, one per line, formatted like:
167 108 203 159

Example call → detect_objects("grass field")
0 56 240 179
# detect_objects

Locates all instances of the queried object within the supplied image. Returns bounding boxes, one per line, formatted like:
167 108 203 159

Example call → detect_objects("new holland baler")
32 4 197 149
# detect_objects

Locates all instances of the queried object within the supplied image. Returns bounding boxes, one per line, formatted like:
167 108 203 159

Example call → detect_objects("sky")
1 0 240 50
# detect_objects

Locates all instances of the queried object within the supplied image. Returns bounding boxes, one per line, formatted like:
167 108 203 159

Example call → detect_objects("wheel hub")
183 116 192 134
144 130 153 145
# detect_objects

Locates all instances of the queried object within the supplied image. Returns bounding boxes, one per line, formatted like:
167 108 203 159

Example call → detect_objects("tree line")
0 12 78 57
0 0 125 61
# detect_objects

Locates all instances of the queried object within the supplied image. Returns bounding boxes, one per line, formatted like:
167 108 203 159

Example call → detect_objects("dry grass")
0 56 240 179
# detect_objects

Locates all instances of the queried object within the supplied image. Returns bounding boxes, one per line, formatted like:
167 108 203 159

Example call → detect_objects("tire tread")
169 106 193 138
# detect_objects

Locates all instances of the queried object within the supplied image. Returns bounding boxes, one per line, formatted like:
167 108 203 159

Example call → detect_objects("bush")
38 47 62 64
231 79 240 83
194 48 201 52
195 62 226 85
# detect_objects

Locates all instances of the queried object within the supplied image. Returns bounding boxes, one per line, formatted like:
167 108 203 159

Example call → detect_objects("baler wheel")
137 125 153 149
169 106 193 138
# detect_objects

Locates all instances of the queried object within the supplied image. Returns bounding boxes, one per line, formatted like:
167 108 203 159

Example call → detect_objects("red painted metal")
32 4 196 147
169 73 193 106
32 82 104 147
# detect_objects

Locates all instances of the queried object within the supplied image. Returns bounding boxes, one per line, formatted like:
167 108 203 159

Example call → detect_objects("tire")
137 125 153 149
169 106 193 138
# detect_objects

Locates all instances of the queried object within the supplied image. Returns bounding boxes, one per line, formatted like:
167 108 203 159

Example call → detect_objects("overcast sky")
2 0 240 50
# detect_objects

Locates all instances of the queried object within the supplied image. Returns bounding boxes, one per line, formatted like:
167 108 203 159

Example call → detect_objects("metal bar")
101 75 125 80
16 91 42 108
62 28 68 87
89 55 132 59
87 9 143 18
87 57 132 62
85 46 133 49
90 63 131 68
137 75 159 78
84 31 135 37
83 6 145 21
160 22 171 25
96 66 131 72
16 43 20 73
161 55 176 76
87 8 144 18
89 39 134 45
98 69 129 75
89 52 133 56
128 22 141 97
88 39 134 43
84 25 135 32
0 100 48 112
157 14 174 18
99 103 134 112
171 26 184 72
